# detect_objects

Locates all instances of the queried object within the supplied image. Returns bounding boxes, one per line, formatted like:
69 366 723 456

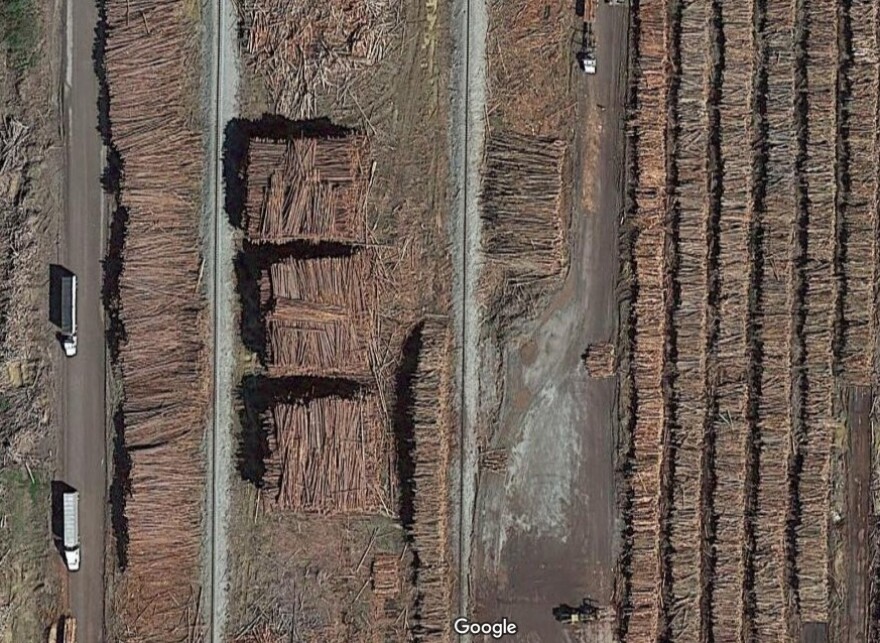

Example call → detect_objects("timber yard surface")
0 0 878 642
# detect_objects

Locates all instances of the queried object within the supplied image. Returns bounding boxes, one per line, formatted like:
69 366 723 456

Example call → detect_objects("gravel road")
203 0 239 638
449 0 488 633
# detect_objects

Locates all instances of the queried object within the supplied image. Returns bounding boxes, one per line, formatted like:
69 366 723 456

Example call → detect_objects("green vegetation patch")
0 0 38 74
0 466 55 641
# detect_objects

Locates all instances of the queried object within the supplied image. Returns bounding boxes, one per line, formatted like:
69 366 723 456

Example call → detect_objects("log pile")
838 0 879 386
750 2 797 635
487 0 572 135
240 0 400 116
262 395 389 514
583 342 615 378
246 136 370 244
408 320 453 640
665 0 712 638
261 254 375 378
371 553 400 597
796 0 839 624
479 132 568 299
617 0 669 636
708 1 753 639
103 0 207 639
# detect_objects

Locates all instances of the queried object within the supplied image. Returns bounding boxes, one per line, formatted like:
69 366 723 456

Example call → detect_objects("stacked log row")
665 0 711 639
708 0 754 639
622 0 670 636
408 320 454 640
838 0 879 385
751 0 797 635
103 0 207 638
796 0 838 624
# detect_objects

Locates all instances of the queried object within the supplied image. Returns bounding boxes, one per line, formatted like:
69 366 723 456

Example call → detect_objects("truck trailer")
577 0 598 74
62 491 80 572
60 273 77 357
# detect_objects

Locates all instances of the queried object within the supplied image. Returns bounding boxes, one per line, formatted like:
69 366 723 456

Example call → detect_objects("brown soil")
0 0 65 639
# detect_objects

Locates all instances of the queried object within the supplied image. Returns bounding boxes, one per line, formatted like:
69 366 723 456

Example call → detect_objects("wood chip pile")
262 395 390 513
246 136 370 244
615 0 880 639
103 0 207 639
240 0 400 115
261 253 375 377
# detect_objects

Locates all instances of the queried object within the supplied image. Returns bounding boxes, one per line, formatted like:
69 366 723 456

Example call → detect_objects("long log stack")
103 0 207 639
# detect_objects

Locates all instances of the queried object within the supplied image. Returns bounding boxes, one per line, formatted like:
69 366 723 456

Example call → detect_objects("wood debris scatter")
240 0 401 116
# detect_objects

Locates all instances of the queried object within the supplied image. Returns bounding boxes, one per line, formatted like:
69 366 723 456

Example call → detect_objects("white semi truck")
62 490 80 572
61 273 77 357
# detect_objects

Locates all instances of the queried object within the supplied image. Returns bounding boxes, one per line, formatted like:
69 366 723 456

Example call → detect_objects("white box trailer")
60 274 77 357
62 491 80 572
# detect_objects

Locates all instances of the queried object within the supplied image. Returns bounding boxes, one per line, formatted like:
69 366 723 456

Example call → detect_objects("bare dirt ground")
223 0 454 639
842 386 872 642
0 0 64 639
469 3 628 641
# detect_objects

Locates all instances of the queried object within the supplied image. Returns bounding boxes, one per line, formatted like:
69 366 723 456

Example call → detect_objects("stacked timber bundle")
796 0 839 625
583 342 615 378
262 253 375 377
103 0 207 639
751 1 797 635
479 132 568 300
371 554 400 597
664 0 713 637
838 0 879 386
408 320 453 640
262 395 391 514
616 0 668 637
246 136 370 244
240 0 400 115
708 0 754 638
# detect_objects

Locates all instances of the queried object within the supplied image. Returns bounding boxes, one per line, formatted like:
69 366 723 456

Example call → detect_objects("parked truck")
62 490 80 572
61 273 77 357
577 0 598 74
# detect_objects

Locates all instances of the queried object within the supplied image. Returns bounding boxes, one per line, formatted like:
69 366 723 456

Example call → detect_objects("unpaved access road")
59 0 107 640
450 0 488 634
469 4 629 641
204 0 239 638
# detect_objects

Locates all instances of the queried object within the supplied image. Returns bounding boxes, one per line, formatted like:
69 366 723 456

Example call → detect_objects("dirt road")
470 4 628 641
59 0 106 640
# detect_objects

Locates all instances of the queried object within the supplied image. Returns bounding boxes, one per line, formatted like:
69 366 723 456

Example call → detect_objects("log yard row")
0 0 878 641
